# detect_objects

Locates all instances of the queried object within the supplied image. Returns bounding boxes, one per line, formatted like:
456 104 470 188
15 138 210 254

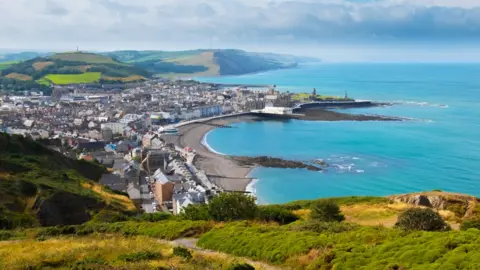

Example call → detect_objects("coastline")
163 109 400 193
163 115 260 192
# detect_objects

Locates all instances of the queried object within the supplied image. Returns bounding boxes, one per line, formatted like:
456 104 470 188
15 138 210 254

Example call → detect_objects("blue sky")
0 0 479 61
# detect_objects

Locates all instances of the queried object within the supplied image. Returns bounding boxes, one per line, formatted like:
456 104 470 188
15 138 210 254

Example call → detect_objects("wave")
245 178 258 195
200 130 226 155
391 100 449 108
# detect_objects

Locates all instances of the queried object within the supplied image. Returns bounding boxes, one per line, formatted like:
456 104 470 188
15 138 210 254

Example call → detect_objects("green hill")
0 52 149 94
0 133 137 229
105 49 319 77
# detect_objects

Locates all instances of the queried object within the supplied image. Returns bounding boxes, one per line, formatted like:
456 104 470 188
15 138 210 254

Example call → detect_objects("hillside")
0 52 149 94
2 188 480 269
105 49 319 77
0 133 137 229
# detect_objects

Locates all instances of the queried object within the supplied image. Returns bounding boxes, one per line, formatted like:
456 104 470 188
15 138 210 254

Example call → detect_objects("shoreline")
163 109 400 192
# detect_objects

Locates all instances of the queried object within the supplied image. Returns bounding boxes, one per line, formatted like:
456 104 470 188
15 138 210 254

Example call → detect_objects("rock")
233 156 323 171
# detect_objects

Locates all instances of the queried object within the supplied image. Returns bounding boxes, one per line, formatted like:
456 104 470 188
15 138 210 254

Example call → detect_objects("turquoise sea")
198 64 480 204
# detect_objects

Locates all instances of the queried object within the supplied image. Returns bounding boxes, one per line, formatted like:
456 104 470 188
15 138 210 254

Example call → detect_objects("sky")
0 0 479 62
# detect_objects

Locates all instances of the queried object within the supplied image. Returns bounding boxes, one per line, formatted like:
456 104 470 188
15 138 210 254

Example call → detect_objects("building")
153 169 174 203
101 122 127 135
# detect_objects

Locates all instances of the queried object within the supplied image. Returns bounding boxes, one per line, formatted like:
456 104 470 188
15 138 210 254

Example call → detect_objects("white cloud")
0 0 479 53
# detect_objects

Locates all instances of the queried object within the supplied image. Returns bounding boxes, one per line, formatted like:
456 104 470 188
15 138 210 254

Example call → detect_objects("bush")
460 219 480 230
181 204 210 221
257 205 299 225
0 230 15 241
228 263 255 270
289 220 358 233
118 251 162 262
208 193 258 222
395 208 450 231
136 212 172 222
310 200 344 222
173 246 192 259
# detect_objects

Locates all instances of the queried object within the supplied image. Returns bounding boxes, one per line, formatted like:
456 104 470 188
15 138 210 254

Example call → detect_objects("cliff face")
389 192 480 219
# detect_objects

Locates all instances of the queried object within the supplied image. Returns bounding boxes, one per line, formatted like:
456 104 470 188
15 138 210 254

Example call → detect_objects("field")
51 52 120 64
42 72 101 85
0 61 17 70
32 61 54 71
102 75 146 82
162 52 220 77
5 72 32 81
0 235 258 270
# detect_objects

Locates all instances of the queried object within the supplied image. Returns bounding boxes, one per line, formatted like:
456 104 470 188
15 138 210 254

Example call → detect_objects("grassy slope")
0 61 18 70
0 235 259 270
0 133 136 229
43 72 102 85
1 52 147 87
50 52 120 64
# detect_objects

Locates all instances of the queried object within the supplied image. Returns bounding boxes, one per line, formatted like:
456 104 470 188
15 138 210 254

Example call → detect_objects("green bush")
257 205 299 225
181 204 210 221
288 220 358 233
118 251 161 262
91 210 129 223
173 246 192 259
208 193 258 222
310 200 344 222
395 208 450 231
228 262 255 270
136 212 172 222
460 219 480 230
0 230 16 241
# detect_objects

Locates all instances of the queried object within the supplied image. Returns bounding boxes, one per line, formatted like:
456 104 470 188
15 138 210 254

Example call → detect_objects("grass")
82 182 137 211
51 52 120 64
162 51 219 77
197 221 480 269
0 235 254 270
35 220 213 240
102 75 146 82
4 73 32 81
0 61 17 70
42 72 101 85
32 61 54 71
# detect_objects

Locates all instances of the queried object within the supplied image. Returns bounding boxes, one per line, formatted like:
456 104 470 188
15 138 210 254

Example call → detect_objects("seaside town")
0 79 365 214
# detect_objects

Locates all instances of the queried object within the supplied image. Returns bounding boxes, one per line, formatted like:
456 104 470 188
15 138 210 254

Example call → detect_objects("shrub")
136 212 172 222
228 263 255 270
208 193 258 221
91 210 129 223
257 205 299 224
289 220 358 233
395 208 450 231
310 200 344 222
118 251 162 262
173 246 192 259
181 204 210 221
460 219 480 230
0 230 15 241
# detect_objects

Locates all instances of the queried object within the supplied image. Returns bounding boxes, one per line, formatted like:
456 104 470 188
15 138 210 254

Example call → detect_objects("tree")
181 204 210 221
310 200 345 222
395 208 450 231
208 193 258 221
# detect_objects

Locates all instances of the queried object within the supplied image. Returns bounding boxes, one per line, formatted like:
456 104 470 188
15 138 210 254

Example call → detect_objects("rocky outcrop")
33 191 106 227
232 156 323 171
389 192 479 219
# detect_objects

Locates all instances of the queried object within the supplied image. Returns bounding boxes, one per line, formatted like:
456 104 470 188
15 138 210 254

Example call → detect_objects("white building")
101 122 127 135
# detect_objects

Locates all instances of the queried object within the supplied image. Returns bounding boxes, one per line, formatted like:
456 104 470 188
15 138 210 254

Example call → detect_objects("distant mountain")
104 49 320 77
0 52 149 94
0 133 137 229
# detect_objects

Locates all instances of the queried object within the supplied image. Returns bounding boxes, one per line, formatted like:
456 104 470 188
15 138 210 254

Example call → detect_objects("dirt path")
162 238 284 270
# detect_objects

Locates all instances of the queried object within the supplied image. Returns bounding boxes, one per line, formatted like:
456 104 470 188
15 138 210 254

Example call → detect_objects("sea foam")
201 130 226 155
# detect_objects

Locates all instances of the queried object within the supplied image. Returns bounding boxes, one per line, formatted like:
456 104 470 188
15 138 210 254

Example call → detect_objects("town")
0 79 361 214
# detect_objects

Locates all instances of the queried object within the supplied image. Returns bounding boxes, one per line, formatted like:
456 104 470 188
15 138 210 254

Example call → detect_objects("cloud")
0 0 479 51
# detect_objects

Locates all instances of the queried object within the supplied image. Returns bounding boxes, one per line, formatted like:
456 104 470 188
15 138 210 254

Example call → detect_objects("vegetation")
0 51 149 92
173 246 193 260
42 72 102 84
106 49 319 77
257 205 300 225
0 133 136 229
0 235 257 269
208 193 258 221
310 200 345 222
395 208 451 231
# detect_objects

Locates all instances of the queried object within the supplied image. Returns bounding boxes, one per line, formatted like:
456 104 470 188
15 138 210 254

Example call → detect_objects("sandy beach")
163 115 260 191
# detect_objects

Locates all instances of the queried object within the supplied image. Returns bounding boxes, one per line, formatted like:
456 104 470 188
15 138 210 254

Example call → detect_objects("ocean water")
198 63 480 204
